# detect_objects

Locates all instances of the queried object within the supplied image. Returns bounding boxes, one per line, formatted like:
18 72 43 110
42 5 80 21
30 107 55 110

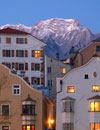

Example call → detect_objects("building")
45 55 71 101
0 64 54 130
56 56 100 130
0 27 46 87
69 38 100 68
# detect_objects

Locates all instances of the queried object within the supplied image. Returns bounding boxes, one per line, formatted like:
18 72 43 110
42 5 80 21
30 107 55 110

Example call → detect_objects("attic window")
84 74 89 79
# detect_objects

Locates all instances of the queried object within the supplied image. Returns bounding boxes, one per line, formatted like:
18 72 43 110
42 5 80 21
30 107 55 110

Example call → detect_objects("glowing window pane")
67 86 75 93
35 51 40 57
95 102 99 111
90 102 95 112
92 85 99 92
32 126 35 130
61 68 66 74
90 123 94 130
23 126 25 130
27 126 30 130
95 123 100 130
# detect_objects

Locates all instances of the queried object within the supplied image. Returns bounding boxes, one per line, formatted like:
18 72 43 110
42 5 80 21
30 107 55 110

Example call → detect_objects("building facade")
0 27 46 87
0 64 55 130
70 38 100 68
45 55 71 101
56 56 100 130
0 64 43 130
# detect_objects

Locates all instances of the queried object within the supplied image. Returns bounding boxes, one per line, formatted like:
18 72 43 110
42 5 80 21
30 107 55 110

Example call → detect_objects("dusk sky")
0 0 100 33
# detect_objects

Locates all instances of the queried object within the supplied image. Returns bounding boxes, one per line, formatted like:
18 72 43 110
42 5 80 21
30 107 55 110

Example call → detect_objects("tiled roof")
88 95 100 100
0 27 29 34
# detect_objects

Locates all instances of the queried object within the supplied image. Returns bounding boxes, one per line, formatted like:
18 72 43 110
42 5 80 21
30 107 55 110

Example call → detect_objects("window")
90 123 100 130
47 67 51 73
31 77 40 85
34 64 40 71
62 101 74 112
84 74 89 79
48 80 52 87
35 50 40 57
61 67 66 74
19 63 24 70
90 102 100 112
22 105 35 115
2 126 9 130
13 85 21 95
2 50 14 57
16 50 28 57
63 123 73 130
18 50 24 57
92 85 99 92
22 126 35 130
96 46 100 52
67 86 75 93
6 63 11 69
2 105 9 116
16 38 27 44
6 37 11 43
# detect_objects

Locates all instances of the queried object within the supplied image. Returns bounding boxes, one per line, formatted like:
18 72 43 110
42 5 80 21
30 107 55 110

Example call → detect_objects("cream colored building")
56 56 100 130
0 64 43 130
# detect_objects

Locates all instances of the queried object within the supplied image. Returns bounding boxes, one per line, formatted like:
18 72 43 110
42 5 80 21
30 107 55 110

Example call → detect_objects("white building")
0 27 46 87
56 55 100 130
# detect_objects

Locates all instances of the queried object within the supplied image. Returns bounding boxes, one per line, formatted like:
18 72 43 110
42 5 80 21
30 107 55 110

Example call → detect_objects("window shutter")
70 123 74 130
16 50 18 57
41 63 44 72
41 78 44 85
16 38 18 44
32 50 35 57
41 50 44 57
31 77 34 85
63 123 67 130
62 102 66 112
12 50 14 57
65 101 70 112
12 63 15 69
31 63 34 70
25 38 27 44
70 102 74 112
16 63 18 70
25 50 28 57
25 63 28 70
2 50 6 57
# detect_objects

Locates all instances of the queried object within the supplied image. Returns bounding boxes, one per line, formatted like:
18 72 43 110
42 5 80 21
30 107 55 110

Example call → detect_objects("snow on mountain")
0 18 100 59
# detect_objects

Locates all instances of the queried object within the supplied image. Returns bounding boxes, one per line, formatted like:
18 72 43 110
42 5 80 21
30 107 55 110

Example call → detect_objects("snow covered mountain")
0 18 100 59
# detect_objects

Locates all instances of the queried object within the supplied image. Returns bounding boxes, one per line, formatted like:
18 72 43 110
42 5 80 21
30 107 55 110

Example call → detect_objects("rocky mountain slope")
1 18 100 59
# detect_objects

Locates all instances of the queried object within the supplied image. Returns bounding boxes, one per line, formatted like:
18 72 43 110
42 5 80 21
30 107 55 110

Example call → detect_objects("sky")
0 0 100 33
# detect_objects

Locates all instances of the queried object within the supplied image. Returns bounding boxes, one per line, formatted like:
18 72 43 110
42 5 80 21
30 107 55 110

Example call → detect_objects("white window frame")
12 84 21 95
1 104 10 116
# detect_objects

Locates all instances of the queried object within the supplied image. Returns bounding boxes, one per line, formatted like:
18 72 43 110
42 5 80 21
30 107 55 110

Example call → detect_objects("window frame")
34 50 40 58
61 67 66 74
90 101 100 112
2 126 10 130
22 125 35 130
90 123 100 130
67 86 75 93
92 85 99 92
12 84 21 95
22 104 35 115
1 104 10 116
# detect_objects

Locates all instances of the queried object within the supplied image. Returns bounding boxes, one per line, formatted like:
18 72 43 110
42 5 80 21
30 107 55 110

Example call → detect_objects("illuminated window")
22 125 35 130
92 86 99 92
90 123 100 130
90 102 100 112
2 126 9 130
67 86 75 93
35 50 40 57
61 68 66 74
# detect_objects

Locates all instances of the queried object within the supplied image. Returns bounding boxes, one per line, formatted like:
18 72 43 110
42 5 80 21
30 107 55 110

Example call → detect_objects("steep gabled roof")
25 94 36 102
0 27 29 34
